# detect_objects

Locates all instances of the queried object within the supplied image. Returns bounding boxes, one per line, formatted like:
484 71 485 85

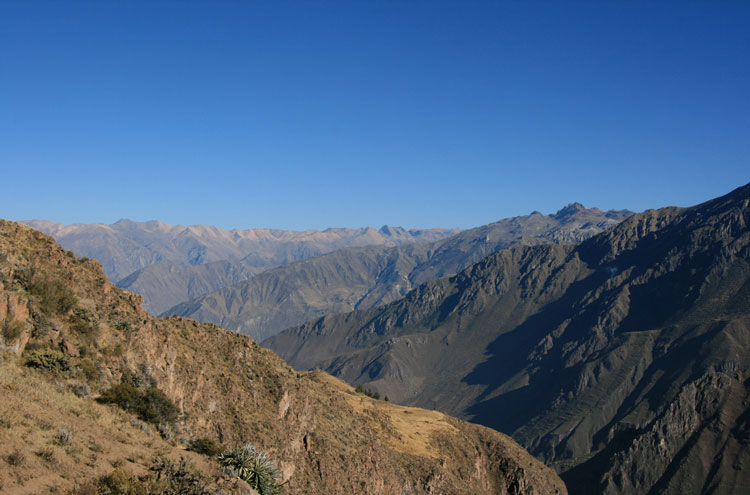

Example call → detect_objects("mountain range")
0 219 566 494
265 184 750 494
166 204 632 341
22 219 459 312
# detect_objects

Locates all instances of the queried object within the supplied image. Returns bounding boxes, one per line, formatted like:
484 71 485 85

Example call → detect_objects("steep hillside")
0 220 565 495
117 260 264 314
266 184 750 494
168 205 631 341
23 219 459 283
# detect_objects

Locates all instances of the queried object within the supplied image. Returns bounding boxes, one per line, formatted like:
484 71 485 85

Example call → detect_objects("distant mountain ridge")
167 204 633 340
265 184 750 494
22 218 460 283
22 219 460 314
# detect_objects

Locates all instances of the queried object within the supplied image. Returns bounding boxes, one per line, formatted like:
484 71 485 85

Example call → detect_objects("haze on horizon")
1 1 748 231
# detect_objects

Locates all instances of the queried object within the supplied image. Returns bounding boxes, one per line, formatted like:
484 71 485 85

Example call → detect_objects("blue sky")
1 1 748 230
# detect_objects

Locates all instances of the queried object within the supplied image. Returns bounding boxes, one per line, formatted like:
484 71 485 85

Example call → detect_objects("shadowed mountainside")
0 219 566 495
266 184 750 494
167 205 632 341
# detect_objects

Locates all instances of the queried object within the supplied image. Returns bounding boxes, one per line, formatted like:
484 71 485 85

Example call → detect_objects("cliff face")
266 184 750 494
0 219 566 495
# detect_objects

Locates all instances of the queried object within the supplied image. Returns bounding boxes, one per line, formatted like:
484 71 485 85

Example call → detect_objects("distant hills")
22 219 459 313
265 184 750 494
166 204 632 340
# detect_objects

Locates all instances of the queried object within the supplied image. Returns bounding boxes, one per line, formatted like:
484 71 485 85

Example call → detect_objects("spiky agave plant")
218 444 281 495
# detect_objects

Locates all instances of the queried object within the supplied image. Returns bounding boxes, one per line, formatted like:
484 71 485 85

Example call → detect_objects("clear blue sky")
1 1 748 230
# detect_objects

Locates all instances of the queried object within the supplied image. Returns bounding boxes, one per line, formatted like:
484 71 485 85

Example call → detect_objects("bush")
218 444 280 495
18 267 76 315
54 428 74 446
355 384 381 400
188 437 221 457
6 450 25 466
113 320 132 333
97 383 179 426
69 458 211 495
70 307 100 341
149 457 210 495
1 319 25 341
70 382 92 399
25 348 71 373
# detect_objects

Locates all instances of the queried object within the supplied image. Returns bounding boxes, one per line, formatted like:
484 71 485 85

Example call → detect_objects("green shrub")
188 437 221 457
69 458 211 495
18 267 77 315
149 457 210 494
97 383 179 426
113 320 133 333
76 358 100 381
355 384 381 400
218 444 280 495
1 319 25 341
54 428 74 446
70 307 100 341
25 348 71 373
6 450 25 466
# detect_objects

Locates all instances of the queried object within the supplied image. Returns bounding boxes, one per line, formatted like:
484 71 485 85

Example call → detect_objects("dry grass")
307 369 459 459
0 356 209 495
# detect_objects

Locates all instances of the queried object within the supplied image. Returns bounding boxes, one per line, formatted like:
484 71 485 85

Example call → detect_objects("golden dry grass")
306 369 459 459
0 355 210 495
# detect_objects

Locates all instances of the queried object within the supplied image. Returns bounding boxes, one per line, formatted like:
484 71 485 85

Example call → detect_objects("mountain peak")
554 202 587 218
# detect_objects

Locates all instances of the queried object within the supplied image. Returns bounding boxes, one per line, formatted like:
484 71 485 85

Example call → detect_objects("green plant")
70 307 100 341
355 384 381 400
218 444 280 495
1 319 25 341
188 437 221 457
35 448 56 464
54 428 74 446
70 381 92 399
69 458 212 495
76 358 100 381
25 348 71 372
150 457 211 495
17 266 77 315
6 449 25 466
97 383 179 425
113 320 132 333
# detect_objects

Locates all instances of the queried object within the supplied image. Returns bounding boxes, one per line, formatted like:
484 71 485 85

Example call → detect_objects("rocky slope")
168 205 631 341
265 184 750 494
0 219 566 495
